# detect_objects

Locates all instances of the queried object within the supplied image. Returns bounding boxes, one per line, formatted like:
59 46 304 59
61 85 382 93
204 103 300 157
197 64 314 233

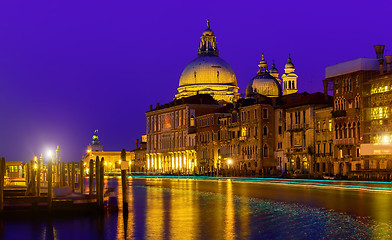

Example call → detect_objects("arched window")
339 124 343 139
357 122 360 140
343 123 347 138
335 124 339 139
353 122 356 138
263 144 268 157
348 123 352 138
263 126 268 135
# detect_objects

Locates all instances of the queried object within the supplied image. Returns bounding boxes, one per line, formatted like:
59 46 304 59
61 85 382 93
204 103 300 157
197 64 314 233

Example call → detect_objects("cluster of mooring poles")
0 147 133 214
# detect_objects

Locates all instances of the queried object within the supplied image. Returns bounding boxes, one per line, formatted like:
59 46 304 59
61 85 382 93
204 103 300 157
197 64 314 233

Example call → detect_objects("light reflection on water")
3 177 392 240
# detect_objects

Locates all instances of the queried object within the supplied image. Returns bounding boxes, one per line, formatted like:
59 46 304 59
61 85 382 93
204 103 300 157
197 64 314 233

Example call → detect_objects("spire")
198 20 218 56
92 129 100 145
284 53 295 73
270 60 278 73
258 53 268 74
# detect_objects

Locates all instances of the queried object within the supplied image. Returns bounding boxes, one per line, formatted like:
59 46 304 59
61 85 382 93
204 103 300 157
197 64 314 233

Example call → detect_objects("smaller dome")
202 28 214 36
246 72 282 98
270 62 278 73
285 55 295 69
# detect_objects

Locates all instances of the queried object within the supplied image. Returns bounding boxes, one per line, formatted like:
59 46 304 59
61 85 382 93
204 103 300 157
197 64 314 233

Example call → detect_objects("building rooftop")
280 92 333 109
148 94 219 112
325 58 380 78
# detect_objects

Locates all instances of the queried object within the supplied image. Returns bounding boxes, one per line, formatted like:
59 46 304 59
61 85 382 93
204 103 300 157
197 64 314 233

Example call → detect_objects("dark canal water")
2 176 392 239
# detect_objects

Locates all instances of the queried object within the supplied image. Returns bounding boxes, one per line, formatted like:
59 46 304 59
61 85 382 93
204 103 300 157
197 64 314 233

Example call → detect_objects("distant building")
82 130 131 173
5 161 23 178
282 92 333 175
130 138 147 172
360 46 392 179
195 106 232 174
145 94 220 174
324 48 382 178
314 106 334 177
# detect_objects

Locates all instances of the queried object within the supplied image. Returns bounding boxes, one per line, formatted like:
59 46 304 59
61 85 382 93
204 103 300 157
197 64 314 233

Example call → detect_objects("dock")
0 156 113 215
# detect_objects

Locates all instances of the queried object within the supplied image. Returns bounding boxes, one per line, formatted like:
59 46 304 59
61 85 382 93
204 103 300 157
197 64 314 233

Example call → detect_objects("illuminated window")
241 127 247 137
329 120 332 131
190 115 195 127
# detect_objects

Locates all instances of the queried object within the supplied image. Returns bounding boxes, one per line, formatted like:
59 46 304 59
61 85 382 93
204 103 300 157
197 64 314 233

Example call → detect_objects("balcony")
332 110 346 118
285 147 307 154
286 123 309 131
333 138 355 146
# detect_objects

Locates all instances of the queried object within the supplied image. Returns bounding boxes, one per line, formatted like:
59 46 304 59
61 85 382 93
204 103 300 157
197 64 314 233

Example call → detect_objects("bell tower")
87 129 103 152
282 54 298 95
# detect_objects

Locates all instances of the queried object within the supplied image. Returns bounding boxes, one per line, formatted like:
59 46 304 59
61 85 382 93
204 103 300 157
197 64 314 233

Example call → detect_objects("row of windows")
316 120 333 131
334 122 360 139
335 76 359 94
147 110 187 133
289 111 306 125
316 142 333 154
147 132 188 150
240 108 269 122
334 95 360 111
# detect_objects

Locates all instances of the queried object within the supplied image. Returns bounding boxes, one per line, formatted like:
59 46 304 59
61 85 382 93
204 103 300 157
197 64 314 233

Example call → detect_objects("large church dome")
175 20 239 103
178 56 237 88
246 54 282 98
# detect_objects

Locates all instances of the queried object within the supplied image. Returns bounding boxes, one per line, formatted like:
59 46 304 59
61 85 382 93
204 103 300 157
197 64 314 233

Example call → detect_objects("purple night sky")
0 1 391 162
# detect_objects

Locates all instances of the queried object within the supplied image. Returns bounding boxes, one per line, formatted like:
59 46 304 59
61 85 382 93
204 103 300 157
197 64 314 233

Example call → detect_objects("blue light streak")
127 175 392 192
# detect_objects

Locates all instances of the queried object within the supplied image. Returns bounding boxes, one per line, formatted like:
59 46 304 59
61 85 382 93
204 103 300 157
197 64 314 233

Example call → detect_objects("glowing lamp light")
47 150 53 158
87 149 91 153
381 135 391 144
34 164 38 169
118 160 121 165
228 159 233 165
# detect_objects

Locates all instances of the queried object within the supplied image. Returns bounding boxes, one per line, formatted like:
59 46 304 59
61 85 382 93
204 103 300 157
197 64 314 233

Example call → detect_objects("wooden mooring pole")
80 160 84 194
99 157 104 209
89 159 93 195
71 162 75 192
37 155 42 196
31 160 36 196
95 156 100 205
0 157 5 213
67 162 71 187
48 158 53 209
61 162 65 187
121 149 128 214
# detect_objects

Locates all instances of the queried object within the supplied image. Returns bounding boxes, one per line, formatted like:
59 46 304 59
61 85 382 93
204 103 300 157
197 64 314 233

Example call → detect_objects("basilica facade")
145 20 309 176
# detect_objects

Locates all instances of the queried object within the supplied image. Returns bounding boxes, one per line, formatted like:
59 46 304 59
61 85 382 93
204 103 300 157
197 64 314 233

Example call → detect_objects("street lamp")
228 159 232 177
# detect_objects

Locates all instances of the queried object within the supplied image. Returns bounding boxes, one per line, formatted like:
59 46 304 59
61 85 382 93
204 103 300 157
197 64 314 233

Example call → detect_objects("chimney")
385 55 392 72
149 104 153 111
135 139 139 149
156 102 160 109
374 45 385 74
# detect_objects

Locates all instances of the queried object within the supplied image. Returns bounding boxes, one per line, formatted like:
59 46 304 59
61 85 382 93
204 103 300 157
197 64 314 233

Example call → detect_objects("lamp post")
228 159 232 177
47 150 53 209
